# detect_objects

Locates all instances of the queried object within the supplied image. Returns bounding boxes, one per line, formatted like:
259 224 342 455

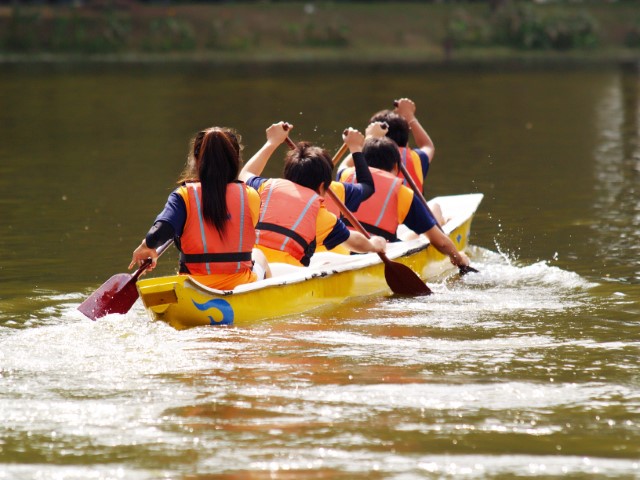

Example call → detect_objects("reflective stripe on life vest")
324 181 345 217
255 178 321 266
341 167 402 242
178 182 256 275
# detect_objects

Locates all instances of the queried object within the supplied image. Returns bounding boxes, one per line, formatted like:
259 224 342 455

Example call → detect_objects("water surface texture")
0 65 639 479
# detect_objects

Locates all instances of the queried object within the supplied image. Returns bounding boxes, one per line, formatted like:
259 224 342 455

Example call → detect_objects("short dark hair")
363 137 401 172
369 110 409 147
283 142 333 192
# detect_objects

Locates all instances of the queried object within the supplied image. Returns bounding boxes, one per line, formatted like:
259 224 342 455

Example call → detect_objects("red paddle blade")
384 261 432 296
77 273 140 320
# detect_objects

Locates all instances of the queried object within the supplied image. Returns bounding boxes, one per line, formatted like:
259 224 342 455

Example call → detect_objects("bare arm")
343 232 387 254
423 226 469 267
239 121 290 182
395 97 435 163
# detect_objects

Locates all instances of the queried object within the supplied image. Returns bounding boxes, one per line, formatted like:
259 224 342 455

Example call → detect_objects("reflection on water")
1 66 639 478
592 73 640 285
2 250 639 478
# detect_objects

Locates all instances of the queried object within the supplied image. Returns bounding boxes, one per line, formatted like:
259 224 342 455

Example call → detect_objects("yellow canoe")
136 193 483 330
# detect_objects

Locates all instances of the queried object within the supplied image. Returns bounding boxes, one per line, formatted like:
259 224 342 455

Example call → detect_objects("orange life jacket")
178 182 256 275
397 147 424 192
341 167 402 241
255 178 321 266
324 181 345 217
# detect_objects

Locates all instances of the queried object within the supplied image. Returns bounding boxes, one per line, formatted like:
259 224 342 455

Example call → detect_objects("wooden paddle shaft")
324 187 397 267
332 143 348 166
284 131 347 168
396 161 444 231
325 188 369 239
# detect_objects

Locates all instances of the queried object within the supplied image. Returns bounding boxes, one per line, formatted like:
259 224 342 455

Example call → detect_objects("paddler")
129 127 272 289
337 135 470 270
239 122 387 267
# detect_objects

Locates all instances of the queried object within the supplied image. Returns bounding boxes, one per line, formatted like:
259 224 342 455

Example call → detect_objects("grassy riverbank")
2 1 640 67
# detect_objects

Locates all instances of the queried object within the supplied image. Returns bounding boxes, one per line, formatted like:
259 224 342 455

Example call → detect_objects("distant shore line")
3 2 640 72
3 52 640 72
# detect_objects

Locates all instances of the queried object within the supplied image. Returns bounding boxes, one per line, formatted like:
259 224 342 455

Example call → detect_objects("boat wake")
323 244 600 333
1 245 637 479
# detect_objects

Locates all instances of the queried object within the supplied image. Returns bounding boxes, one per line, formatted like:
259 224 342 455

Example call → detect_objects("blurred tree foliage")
447 2 600 50
0 1 638 57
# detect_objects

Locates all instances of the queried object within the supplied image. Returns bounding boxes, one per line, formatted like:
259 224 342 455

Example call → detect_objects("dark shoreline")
3 2 640 74
2 52 640 74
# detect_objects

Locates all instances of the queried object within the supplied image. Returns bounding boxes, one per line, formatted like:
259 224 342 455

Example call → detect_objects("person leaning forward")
129 126 271 289
369 97 435 194
238 122 387 267
339 135 470 269
316 128 375 254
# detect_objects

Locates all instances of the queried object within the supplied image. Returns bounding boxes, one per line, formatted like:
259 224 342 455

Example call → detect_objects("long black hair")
178 127 243 236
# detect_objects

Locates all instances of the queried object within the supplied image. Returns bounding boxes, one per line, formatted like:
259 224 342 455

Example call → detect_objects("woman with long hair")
129 127 271 289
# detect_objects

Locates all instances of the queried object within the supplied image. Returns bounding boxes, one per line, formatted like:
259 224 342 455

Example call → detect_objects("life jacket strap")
256 222 310 252
180 251 252 264
342 219 398 242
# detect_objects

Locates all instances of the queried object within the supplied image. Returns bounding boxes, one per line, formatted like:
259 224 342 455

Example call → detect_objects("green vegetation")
448 3 599 50
1 1 639 63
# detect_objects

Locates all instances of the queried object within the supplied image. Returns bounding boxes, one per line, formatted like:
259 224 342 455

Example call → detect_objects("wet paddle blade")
459 265 479 276
77 273 140 320
383 261 432 296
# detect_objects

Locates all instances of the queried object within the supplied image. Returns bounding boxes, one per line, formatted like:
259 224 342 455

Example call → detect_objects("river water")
0 64 638 479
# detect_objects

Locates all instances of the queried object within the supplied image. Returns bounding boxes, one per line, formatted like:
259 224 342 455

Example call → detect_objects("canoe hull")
136 193 482 330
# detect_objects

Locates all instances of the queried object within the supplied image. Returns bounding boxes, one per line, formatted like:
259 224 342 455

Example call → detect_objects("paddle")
331 120 386 168
391 103 479 276
332 142 348 166
284 133 432 296
78 239 173 320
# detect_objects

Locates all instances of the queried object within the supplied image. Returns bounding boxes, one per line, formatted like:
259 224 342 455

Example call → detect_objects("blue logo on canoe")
192 298 234 325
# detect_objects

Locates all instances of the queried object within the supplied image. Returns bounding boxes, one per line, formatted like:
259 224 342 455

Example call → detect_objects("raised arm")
337 122 386 174
239 121 291 182
343 127 376 200
365 120 388 140
395 98 435 163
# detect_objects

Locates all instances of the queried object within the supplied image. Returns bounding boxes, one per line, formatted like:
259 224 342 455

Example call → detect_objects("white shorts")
252 262 266 280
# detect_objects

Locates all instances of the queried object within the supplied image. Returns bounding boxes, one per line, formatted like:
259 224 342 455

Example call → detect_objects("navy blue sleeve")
343 183 366 212
402 195 437 234
415 149 430 179
245 176 268 191
154 190 187 237
145 221 175 249
323 219 351 250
